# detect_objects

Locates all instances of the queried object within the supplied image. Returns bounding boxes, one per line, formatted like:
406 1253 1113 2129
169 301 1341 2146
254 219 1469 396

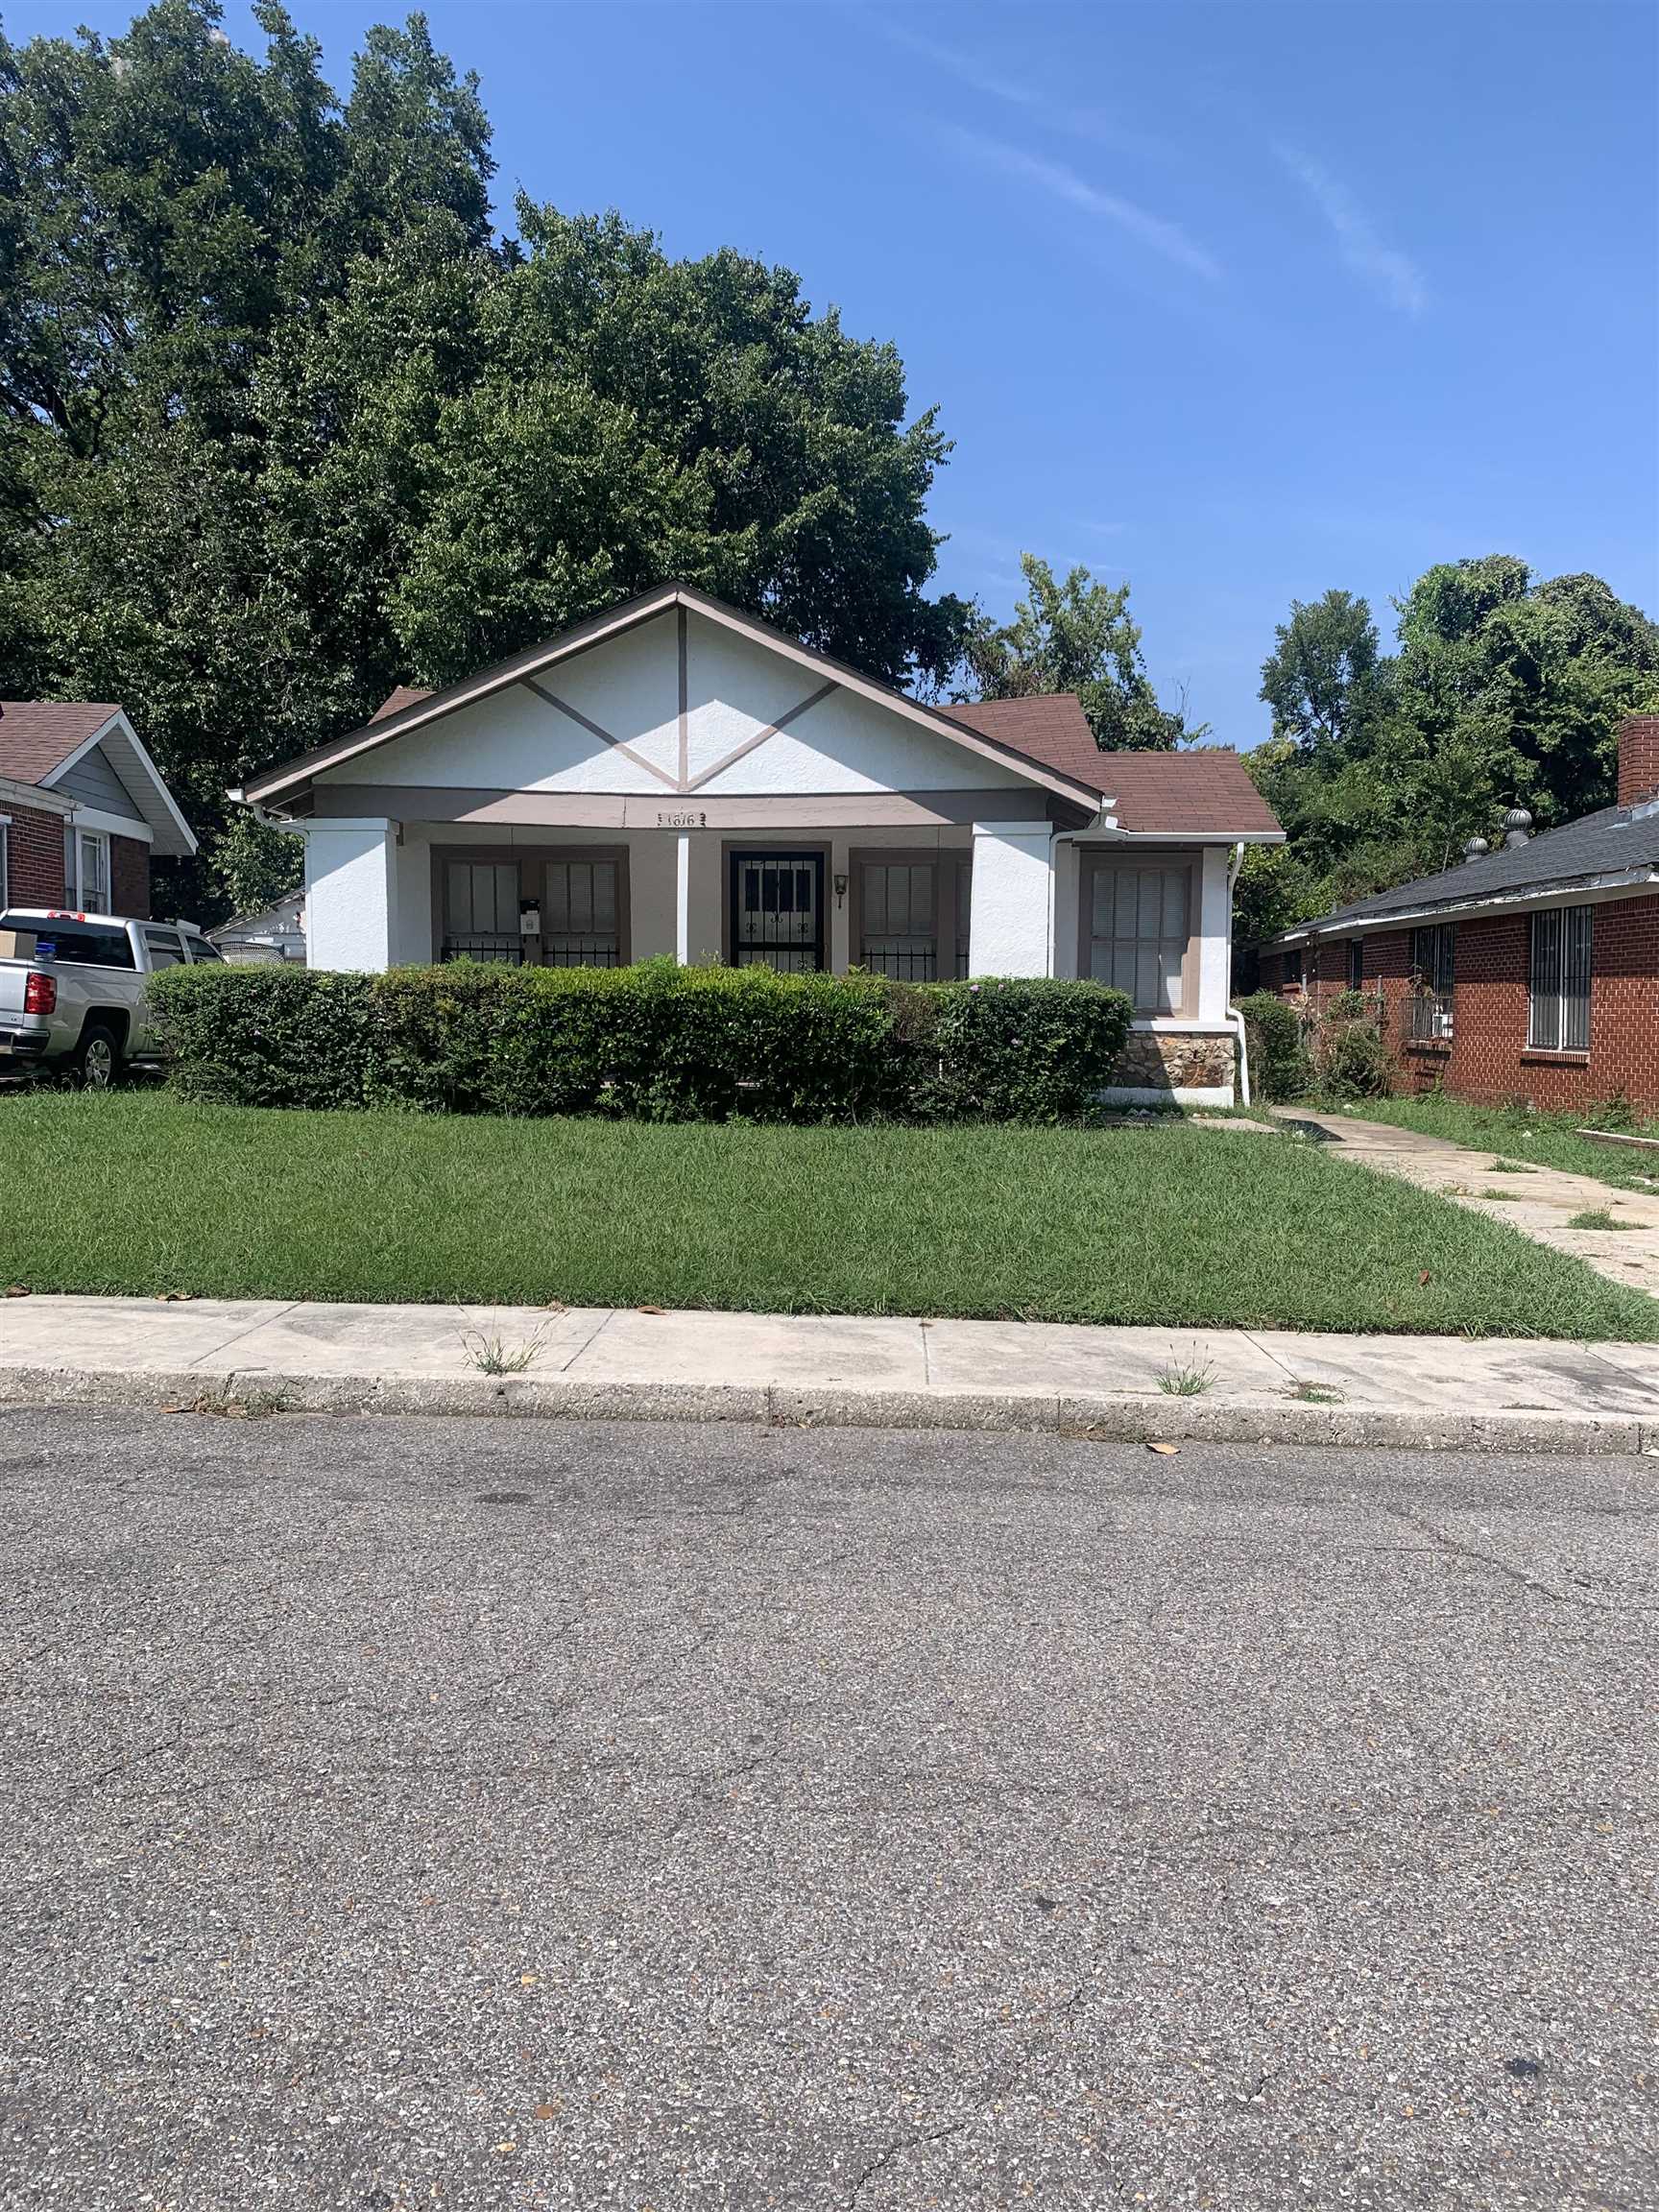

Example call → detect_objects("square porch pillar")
968 822 1054 977
302 817 397 972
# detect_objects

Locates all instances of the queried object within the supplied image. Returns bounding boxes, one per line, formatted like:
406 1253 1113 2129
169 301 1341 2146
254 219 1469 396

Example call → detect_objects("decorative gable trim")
236 585 1103 812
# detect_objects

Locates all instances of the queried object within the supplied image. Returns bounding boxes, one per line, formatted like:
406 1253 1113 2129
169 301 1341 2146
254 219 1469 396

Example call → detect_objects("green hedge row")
147 960 1134 1124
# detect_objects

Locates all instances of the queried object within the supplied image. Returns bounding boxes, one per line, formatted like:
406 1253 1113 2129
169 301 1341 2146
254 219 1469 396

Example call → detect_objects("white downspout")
1225 838 1251 1108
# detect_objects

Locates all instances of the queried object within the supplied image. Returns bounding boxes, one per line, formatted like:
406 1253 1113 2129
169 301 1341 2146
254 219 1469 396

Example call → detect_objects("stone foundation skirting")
1106 1027 1238 1103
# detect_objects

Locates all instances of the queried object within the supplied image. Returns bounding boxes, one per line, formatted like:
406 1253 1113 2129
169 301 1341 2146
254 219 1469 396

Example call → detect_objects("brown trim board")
314 787 1061 830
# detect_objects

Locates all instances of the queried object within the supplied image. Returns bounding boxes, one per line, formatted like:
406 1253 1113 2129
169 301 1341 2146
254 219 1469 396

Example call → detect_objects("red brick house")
0 703 196 917
1257 712 1659 1113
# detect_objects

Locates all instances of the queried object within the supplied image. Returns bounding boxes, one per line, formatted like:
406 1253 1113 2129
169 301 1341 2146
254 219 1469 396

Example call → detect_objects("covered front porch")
303 805 1066 980
301 805 1244 1103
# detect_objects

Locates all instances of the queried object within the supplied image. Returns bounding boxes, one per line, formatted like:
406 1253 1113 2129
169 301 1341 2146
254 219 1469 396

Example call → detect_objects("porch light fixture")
833 872 849 906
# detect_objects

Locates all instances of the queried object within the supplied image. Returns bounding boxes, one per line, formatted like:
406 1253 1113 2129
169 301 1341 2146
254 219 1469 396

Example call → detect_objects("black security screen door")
731 852 825 973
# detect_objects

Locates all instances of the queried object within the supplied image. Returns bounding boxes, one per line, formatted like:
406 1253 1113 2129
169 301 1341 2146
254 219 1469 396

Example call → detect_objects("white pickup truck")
0 908 224 1086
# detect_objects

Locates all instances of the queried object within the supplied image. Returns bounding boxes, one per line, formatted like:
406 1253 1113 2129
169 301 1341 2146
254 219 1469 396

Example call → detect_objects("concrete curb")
0 1363 1651 1455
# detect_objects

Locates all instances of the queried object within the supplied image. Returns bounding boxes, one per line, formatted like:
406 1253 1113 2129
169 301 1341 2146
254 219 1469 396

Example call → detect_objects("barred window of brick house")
1528 905 1592 1052
1346 938 1363 991
1408 924 1455 1042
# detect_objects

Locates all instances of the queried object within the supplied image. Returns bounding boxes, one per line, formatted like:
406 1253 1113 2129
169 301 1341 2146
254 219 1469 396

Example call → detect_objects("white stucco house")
233 585 1283 1103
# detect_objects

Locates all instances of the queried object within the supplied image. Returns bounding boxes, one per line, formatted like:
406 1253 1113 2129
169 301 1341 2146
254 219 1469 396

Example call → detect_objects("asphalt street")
0 1409 1654 2211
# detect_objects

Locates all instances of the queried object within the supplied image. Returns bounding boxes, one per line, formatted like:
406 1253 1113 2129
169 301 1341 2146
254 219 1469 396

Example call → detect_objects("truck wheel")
72 1023 122 1091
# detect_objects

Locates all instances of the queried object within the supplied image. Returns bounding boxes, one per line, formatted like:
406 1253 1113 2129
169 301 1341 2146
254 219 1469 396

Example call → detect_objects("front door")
730 851 825 974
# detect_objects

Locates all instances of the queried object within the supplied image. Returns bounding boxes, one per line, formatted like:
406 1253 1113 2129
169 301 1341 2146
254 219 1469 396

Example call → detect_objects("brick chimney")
1617 713 1659 806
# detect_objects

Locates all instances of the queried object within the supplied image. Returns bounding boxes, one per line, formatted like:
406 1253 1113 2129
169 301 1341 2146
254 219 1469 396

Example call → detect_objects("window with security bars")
443 859 522 964
1408 924 1455 1041
544 858 621 968
1528 905 1592 1052
860 861 939 980
1085 862 1190 1015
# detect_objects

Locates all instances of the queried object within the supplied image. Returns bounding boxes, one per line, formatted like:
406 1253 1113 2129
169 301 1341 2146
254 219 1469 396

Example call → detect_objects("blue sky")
12 0 1657 744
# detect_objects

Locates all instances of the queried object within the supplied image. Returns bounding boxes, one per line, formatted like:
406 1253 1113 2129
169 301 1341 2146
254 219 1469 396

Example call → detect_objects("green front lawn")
3 1094 1654 1339
1335 1093 1659 1192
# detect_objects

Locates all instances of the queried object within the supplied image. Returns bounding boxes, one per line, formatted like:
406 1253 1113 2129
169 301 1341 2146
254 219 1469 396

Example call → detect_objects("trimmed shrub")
926 976 1134 1123
148 965 377 1109
147 961 1132 1125
1236 991 1311 1103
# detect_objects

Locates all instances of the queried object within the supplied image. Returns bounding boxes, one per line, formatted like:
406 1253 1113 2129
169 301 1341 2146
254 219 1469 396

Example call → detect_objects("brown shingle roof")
372 685 432 722
0 701 120 786
342 674 1280 836
944 695 1282 835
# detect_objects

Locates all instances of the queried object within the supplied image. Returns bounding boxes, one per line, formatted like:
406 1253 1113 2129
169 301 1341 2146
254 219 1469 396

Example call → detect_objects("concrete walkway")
1275 1106 1659 1295
4 1292 1659 1455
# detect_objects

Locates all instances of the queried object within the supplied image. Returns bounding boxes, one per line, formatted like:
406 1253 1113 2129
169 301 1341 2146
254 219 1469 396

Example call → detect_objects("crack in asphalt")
1394 1509 1627 1613
846 2118 970 2204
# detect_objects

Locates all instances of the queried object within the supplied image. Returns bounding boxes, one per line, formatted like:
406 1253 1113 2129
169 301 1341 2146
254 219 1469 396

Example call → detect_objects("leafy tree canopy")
0 0 974 916
1260 589 1382 753
1240 556 1659 947
950 554 1199 751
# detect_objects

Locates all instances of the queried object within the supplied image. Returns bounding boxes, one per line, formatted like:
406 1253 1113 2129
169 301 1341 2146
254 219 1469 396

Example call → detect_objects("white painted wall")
303 820 397 972
968 824 1053 977
390 832 432 966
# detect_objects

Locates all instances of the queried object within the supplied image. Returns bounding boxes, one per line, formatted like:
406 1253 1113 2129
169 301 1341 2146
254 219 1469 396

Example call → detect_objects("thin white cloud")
939 125 1223 283
1275 144 1427 315
880 21 1039 108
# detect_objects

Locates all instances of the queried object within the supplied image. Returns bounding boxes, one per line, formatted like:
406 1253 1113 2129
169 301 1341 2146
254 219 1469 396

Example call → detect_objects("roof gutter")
1270 866 1659 947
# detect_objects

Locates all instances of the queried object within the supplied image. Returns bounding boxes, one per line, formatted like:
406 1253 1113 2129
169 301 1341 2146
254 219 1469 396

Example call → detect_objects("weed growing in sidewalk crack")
460 1328 546 1375
1157 1349 1215 1397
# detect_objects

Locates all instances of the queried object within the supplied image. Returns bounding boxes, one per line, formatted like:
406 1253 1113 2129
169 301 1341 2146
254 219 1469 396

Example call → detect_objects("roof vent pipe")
1503 807 1532 849
1463 835 1489 861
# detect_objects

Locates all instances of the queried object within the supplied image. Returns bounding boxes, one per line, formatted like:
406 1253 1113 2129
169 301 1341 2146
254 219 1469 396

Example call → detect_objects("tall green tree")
1239 555 1659 949
951 553 1198 750
1259 589 1383 753
0 1 972 919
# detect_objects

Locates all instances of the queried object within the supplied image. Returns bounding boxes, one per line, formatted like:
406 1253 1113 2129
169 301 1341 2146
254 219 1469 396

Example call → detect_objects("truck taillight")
23 972 56 1016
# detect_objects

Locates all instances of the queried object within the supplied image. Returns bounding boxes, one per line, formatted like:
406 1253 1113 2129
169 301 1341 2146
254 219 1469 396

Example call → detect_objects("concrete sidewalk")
4 1292 1659 1455
1276 1106 1659 1294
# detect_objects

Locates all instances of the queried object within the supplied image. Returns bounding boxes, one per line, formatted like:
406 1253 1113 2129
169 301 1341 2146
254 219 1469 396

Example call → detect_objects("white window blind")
1528 906 1592 1052
76 830 110 913
1086 864 1190 1014
860 862 937 980
544 858 621 968
444 860 520 962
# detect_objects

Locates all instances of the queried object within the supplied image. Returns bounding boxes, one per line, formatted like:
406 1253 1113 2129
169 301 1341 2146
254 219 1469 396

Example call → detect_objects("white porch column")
302 817 397 973
968 822 1054 977
675 831 691 964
